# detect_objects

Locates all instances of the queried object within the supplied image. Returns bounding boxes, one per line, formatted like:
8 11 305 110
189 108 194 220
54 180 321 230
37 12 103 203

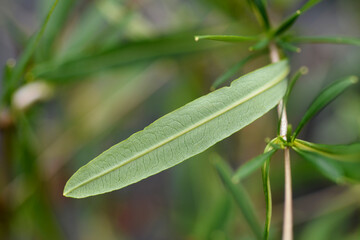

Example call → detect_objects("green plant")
1 0 359 239
61 0 360 239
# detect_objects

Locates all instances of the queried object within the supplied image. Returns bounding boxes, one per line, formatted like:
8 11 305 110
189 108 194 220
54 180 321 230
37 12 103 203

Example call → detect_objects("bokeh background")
0 0 359 239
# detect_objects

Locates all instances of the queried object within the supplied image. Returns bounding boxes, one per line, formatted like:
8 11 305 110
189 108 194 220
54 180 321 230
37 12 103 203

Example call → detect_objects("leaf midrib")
64 65 288 196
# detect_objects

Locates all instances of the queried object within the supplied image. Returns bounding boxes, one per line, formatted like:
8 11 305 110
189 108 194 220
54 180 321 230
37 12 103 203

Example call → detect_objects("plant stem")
269 42 293 240
0 110 14 239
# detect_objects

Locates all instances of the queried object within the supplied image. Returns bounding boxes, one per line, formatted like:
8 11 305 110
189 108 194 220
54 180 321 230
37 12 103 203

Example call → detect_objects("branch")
269 43 293 240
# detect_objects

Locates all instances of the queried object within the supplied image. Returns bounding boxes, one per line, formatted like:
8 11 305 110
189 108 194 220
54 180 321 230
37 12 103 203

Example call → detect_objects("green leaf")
63 60 289 198
293 139 360 183
55 1 110 60
261 144 276 240
2 59 16 84
293 139 360 162
273 10 302 37
212 154 262 240
273 0 323 37
277 66 307 135
37 0 75 60
211 52 262 90
249 38 269 51
248 0 270 30
293 76 358 138
1 0 59 104
32 34 220 82
232 149 277 183
194 35 258 43
283 66 308 106
277 40 301 53
287 36 360 47
300 0 323 13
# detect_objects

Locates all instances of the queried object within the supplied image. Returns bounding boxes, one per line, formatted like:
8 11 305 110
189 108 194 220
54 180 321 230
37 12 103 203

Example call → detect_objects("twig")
269 42 293 240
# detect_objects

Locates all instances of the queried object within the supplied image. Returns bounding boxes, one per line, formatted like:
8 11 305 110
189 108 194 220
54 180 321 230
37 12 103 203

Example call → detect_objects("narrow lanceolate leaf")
213 154 262 240
278 66 308 135
273 0 323 37
2 0 59 104
293 76 358 138
261 145 274 240
248 0 270 30
38 0 75 60
63 60 289 198
32 34 219 81
2 59 15 84
288 36 360 47
194 35 258 43
273 10 301 37
232 149 277 183
249 38 269 51
283 66 308 106
277 40 301 53
293 139 360 162
293 139 360 183
300 0 323 12
211 52 262 90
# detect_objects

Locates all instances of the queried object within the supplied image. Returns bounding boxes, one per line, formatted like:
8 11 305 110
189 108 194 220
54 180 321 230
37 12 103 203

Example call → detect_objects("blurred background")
0 0 359 239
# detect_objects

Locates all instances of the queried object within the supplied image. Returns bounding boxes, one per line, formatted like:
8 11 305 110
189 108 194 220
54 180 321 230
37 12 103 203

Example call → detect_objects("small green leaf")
274 10 302 37
283 66 308 109
32 34 220 81
211 52 262 90
38 0 75 60
63 60 289 198
212 154 262 240
293 76 358 138
248 0 270 30
2 0 59 104
2 59 16 84
277 40 301 53
278 66 307 135
195 35 258 43
300 0 323 12
232 149 277 183
293 139 360 183
261 145 275 240
288 36 360 47
249 38 269 51
294 139 360 162
273 0 323 37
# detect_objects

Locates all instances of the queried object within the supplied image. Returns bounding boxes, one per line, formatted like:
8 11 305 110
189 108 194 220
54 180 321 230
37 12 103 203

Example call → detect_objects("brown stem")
269 43 293 240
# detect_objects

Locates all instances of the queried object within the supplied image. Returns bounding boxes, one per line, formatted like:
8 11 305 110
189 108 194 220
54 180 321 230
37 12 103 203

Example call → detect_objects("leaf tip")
300 66 308 75
194 36 200 42
63 190 70 198
6 58 16 68
63 179 79 198
349 76 358 84
63 184 71 198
